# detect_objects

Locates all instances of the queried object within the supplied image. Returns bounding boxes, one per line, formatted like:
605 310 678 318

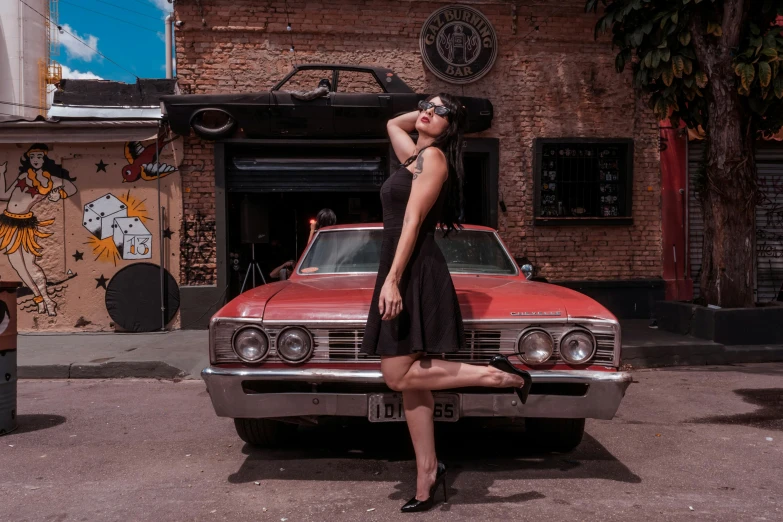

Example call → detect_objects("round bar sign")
420 5 498 84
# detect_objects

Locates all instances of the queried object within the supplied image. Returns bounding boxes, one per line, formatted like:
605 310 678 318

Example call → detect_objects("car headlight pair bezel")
516 327 596 365
231 325 313 364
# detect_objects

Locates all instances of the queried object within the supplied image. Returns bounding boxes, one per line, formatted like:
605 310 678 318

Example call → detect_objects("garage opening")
222 139 498 299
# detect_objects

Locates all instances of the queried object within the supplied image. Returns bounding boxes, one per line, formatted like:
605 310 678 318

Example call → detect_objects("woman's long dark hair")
426 93 466 235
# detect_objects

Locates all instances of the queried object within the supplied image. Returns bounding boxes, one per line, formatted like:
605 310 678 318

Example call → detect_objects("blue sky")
55 0 172 83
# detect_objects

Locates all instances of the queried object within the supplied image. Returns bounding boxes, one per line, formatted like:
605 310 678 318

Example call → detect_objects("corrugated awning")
0 120 159 143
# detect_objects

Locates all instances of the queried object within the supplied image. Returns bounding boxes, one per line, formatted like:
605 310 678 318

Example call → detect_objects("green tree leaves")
733 22 783 110
673 55 685 78
587 0 783 132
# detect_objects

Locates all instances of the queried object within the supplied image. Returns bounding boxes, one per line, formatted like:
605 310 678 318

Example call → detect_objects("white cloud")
56 23 100 62
60 65 103 80
149 0 173 13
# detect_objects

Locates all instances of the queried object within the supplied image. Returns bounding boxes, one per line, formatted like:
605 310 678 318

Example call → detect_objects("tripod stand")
240 243 267 293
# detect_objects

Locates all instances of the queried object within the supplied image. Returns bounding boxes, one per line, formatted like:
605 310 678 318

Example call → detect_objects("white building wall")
0 0 47 120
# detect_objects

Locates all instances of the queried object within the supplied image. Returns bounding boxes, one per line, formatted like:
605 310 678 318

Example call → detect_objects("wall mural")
121 138 177 183
0 145 77 316
0 137 183 332
84 191 152 264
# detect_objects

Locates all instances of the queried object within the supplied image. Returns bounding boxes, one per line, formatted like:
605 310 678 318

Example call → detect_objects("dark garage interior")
221 140 498 299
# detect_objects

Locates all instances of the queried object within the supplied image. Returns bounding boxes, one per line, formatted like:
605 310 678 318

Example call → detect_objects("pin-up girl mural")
0 144 78 316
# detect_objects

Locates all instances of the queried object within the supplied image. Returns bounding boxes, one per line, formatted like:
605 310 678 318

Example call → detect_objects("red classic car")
203 224 632 452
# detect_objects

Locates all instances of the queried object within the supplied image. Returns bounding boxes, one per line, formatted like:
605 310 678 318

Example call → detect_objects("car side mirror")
279 268 289 281
515 257 534 279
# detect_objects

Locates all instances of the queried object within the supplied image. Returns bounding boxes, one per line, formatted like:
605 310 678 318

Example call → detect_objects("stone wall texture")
173 0 662 285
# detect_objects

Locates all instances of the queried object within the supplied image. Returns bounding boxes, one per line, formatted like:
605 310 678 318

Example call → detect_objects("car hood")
256 274 614 322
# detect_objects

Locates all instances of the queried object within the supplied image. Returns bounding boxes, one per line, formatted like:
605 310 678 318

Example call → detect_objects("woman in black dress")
361 94 532 512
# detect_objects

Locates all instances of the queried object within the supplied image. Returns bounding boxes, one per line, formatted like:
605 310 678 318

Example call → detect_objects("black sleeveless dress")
361 149 466 356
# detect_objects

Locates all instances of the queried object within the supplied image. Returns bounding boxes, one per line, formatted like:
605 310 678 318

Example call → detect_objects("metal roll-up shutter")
756 143 783 302
226 156 388 192
688 141 705 298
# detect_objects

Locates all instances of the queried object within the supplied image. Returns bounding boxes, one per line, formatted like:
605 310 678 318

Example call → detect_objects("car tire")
525 418 585 453
233 418 298 448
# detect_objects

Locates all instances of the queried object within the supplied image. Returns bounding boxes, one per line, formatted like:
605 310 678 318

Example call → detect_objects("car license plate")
368 393 460 422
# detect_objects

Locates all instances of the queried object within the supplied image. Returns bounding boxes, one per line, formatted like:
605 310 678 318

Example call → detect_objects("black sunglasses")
418 100 451 117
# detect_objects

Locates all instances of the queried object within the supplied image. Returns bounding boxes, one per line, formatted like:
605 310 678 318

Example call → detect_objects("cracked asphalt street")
2 363 781 521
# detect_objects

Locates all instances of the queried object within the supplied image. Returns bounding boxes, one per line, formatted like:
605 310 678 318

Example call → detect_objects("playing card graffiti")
0 145 78 316
84 191 152 264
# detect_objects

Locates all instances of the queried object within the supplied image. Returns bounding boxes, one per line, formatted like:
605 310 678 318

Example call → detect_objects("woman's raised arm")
386 111 419 164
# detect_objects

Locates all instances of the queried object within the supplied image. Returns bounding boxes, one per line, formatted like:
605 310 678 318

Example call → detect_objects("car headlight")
276 327 313 363
559 330 595 365
232 326 269 363
517 329 554 364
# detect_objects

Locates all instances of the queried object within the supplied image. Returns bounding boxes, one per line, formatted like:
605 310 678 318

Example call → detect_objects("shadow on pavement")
692 388 783 431
228 419 641 505
4 414 66 436
662 364 783 378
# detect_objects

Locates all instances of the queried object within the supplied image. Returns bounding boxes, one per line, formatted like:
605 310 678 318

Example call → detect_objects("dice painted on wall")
112 217 153 260
83 194 128 240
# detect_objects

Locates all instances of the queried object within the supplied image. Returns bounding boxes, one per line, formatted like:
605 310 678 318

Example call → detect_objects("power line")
19 0 141 80
91 0 166 22
0 100 49 111
0 111 36 119
59 0 161 34
127 0 172 12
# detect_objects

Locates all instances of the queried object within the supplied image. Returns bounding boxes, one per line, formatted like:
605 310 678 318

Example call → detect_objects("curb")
18 361 189 380
622 344 783 369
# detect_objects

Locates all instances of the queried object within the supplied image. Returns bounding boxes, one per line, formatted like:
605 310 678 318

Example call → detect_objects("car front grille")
212 320 619 367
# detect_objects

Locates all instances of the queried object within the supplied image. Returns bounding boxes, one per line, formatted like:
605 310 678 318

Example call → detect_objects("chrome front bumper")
201 367 633 421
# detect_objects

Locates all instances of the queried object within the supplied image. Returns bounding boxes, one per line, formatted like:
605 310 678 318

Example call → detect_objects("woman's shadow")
228 418 641 506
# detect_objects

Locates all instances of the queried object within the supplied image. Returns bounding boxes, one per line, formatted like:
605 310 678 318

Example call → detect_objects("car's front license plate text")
368 393 460 422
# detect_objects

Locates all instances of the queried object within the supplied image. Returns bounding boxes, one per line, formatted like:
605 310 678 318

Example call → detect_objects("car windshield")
298 229 518 275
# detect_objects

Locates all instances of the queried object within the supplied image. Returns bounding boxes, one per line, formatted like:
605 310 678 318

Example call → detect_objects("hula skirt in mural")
0 210 54 257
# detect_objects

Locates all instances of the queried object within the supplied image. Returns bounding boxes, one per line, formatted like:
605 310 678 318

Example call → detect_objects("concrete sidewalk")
16 320 783 379
621 319 783 368
18 330 207 380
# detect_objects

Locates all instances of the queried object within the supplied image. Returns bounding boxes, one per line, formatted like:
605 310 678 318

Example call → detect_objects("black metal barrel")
0 282 19 435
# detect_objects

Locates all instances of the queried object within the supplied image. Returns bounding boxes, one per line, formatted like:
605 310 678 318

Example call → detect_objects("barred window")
533 138 634 225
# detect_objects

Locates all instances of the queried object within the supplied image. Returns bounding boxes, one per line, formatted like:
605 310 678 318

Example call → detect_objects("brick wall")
173 0 662 285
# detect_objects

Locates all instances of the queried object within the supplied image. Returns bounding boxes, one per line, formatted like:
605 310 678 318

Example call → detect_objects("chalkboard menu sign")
533 139 633 225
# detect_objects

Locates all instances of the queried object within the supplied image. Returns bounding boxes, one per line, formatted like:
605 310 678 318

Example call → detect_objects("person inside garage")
261 238 294 281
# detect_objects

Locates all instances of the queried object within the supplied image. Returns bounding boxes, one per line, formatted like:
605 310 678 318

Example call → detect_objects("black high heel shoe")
400 461 447 513
489 355 533 404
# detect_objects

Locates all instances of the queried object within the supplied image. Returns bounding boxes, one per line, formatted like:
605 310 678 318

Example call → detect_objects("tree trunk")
691 0 758 308
699 96 757 308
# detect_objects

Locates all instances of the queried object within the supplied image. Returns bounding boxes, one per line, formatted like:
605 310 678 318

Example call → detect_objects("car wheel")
525 418 585 453
233 418 298 448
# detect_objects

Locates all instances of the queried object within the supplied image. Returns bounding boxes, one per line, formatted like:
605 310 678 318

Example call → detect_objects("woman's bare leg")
381 355 524 392
381 354 525 502
403 388 438 500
